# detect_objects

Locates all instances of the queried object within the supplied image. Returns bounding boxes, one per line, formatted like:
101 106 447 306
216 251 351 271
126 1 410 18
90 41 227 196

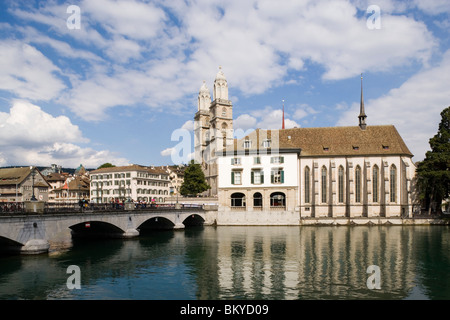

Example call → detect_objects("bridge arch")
137 216 175 232
182 214 205 227
0 235 23 254
69 221 125 239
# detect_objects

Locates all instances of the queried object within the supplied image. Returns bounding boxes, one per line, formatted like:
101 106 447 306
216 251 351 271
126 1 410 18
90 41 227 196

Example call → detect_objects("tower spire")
358 74 367 130
282 99 285 129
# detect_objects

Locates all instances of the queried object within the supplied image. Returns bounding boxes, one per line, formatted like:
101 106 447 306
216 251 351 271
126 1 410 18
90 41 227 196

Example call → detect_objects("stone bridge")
0 208 217 254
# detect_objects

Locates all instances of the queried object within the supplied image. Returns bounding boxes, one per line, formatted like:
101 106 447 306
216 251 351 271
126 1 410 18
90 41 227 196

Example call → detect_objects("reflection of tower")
194 67 233 197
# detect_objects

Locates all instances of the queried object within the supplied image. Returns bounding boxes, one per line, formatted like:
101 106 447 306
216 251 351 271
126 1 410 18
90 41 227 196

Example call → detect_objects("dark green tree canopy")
180 160 210 196
97 163 116 169
416 106 450 212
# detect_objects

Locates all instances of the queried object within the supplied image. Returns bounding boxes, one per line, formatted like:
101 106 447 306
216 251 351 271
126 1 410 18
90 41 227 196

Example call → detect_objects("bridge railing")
0 202 205 215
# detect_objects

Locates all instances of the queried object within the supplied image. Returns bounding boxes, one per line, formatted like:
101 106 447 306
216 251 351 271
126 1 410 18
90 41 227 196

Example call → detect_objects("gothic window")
321 166 327 203
355 165 361 203
390 165 397 202
373 165 379 203
222 108 227 117
305 166 311 204
338 166 344 203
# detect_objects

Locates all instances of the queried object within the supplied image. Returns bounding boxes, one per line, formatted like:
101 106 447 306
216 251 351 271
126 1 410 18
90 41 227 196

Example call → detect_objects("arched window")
270 192 285 207
304 166 310 203
355 165 361 203
373 165 379 203
321 166 327 203
231 193 246 207
338 166 344 203
222 107 227 117
390 165 397 202
253 192 262 208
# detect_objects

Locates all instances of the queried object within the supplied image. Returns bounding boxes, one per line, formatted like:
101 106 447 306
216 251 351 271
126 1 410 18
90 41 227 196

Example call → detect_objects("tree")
179 160 210 196
97 163 116 169
416 106 450 214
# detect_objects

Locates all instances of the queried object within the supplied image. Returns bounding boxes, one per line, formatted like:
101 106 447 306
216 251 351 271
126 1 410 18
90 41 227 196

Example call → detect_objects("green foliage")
416 106 450 212
180 160 210 196
97 163 116 169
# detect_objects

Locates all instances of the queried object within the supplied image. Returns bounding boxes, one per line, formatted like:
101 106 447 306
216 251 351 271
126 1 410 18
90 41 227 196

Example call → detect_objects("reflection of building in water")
213 227 417 299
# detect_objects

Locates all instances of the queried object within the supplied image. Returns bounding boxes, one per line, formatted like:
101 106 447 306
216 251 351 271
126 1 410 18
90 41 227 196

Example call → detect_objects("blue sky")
0 0 449 168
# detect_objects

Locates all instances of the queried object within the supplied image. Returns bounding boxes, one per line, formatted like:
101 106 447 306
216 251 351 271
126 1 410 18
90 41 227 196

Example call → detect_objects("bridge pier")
20 239 50 255
123 228 140 238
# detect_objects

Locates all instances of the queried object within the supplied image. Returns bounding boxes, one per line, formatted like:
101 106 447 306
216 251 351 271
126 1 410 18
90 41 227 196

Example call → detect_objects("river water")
0 225 449 300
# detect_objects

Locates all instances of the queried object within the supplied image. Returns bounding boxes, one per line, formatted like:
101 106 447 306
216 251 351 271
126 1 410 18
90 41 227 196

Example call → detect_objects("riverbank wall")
207 210 450 226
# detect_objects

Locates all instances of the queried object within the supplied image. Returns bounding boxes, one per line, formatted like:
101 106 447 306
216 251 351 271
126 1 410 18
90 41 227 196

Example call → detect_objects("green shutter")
251 171 254 184
231 171 235 184
261 172 264 184
270 157 274 164
280 156 284 163
271 171 274 183
231 158 234 165
281 170 284 183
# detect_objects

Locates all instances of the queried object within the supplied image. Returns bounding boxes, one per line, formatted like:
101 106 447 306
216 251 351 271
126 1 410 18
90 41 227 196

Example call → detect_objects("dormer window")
382 145 390 150
262 139 271 148
353 146 359 151
243 140 251 149
323 146 330 152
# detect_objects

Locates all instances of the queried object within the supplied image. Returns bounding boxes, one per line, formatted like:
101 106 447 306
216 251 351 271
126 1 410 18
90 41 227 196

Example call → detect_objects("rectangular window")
231 171 242 185
270 156 284 164
243 140 251 148
231 158 241 165
271 169 284 184
263 139 271 148
251 170 264 184
254 157 261 164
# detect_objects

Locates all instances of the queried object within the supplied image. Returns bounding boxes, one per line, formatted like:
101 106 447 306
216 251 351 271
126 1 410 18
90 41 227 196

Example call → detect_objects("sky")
0 0 449 169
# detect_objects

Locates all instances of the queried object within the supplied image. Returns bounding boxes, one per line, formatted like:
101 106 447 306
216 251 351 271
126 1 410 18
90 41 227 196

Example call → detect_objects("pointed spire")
282 99 285 129
359 73 367 130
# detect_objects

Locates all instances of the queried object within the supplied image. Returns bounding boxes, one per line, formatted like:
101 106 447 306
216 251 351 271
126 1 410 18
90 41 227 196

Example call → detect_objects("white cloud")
0 41 66 101
0 101 130 167
0 100 87 147
160 147 175 157
234 114 258 131
336 50 450 161
181 120 194 131
7 0 438 121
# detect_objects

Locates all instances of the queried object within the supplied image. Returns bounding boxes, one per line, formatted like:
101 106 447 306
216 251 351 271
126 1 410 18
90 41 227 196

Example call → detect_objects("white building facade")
89 165 170 204
217 126 416 221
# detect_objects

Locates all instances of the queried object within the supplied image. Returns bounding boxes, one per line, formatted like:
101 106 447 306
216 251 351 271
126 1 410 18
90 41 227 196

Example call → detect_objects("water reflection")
0 226 449 300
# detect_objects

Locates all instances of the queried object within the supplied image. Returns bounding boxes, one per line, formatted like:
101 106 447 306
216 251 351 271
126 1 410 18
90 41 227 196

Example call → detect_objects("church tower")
209 66 233 153
194 81 211 164
193 66 233 197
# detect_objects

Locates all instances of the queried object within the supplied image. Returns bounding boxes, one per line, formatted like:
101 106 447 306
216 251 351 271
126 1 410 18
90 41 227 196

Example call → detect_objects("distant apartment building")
89 164 171 203
0 167 51 202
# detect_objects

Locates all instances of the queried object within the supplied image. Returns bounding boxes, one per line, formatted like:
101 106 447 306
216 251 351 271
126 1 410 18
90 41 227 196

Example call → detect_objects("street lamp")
30 166 37 201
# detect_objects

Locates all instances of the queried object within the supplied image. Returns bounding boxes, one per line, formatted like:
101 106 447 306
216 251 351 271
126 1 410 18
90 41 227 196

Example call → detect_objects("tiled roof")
221 125 413 157
0 167 31 185
90 164 169 175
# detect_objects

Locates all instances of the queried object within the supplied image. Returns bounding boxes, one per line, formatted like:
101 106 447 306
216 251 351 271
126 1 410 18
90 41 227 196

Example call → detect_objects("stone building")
194 67 234 197
0 167 50 202
193 72 417 221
